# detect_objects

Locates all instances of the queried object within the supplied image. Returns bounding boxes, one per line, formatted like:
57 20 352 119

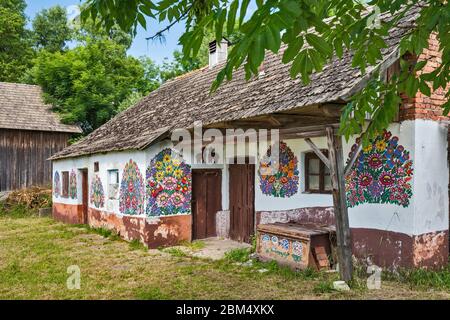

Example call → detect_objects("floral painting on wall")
69 170 77 199
119 159 145 215
53 171 60 198
346 129 414 208
146 148 192 216
90 175 105 208
259 141 299 198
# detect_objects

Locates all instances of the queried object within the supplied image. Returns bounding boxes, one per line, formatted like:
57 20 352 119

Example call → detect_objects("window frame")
304 150 332 194
107 169 119 200
62 171 69 198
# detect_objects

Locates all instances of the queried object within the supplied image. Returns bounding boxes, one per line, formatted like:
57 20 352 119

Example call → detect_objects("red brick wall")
399 33 449 121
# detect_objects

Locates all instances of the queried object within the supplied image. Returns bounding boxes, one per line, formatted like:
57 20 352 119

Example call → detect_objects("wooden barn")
0 82 82 192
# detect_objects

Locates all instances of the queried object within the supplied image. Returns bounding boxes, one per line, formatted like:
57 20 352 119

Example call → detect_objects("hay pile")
4 187 52 210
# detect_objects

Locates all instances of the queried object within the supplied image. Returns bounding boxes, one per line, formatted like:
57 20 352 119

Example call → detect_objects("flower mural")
346 129 414 208
90 175 105 208
119 160 145 215
146 149 192 216
259 141 299 198
69 170 77 199
53 171 60 198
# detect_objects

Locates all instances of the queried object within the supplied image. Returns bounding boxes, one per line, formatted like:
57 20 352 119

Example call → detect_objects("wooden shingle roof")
51 6 420 160
0 82 82 134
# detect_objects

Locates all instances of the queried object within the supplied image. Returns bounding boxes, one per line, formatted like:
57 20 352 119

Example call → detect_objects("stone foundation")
88 208 191 248
352 228 449 269
256 207 335 226
53 203 191 248
53 203 84 224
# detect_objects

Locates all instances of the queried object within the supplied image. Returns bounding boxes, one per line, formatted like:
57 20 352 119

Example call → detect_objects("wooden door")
192 169 222 239
81 169 89 224
229 163 255 243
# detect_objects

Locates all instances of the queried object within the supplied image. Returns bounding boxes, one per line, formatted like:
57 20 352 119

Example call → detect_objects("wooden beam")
280 123 340 135
281 130 328 139
344 142 362 176
317 104 344 117
326 126 353 282
304 138 330 169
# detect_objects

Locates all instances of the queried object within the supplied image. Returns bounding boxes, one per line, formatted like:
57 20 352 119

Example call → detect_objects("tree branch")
145 6 193 41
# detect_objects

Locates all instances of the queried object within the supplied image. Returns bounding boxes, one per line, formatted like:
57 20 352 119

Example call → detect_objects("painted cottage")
51 7 449 271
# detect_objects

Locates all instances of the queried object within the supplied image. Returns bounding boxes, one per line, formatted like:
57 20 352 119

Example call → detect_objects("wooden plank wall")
0 129 72 192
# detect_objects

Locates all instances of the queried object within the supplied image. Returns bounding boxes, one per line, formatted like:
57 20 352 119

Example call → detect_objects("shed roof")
0 82 82 134
51 6 419 160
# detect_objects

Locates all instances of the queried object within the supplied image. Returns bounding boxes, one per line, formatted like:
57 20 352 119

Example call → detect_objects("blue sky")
25 0 186 64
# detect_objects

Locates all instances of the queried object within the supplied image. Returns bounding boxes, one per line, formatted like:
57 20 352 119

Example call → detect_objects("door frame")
80 169 89 225
191 168 222 240
228 158 256 243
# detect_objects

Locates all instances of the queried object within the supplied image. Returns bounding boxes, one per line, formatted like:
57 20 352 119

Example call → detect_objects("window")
304 151 332 194
108 169 119 200
62 171 69 197
94 162 99 172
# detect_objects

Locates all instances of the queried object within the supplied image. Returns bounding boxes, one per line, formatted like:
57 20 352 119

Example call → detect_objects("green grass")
129 239 147 251
0 214 449 300
384 266 450 291
313 281 335 294
164 248 188 257
224 248 251 262
179 240 206 251
0 203 33 218
135 287 170 300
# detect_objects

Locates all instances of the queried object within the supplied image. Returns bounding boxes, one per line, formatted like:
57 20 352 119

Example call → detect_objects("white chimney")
209 38 229 68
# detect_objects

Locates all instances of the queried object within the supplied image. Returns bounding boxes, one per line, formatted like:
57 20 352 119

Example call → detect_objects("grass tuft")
135 287 170 300
385 266 450 290
165 248 188 257
224 248 251 262
178 240 205 251
313 281 335 294
129 239 147 251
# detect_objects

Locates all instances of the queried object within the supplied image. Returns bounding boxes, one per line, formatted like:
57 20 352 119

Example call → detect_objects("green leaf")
308 49 324 72
137 13 147 29
290 51 305 78
414 60 427 71
279 0 302 18
239 0 251 26
227 0 239 35
159 10 166 22
248 34 265 71
282 36 303 63
305 34 332 57
334 37 343 58
404 75 419 97
264 25 281 53
418 80 431 96
216 9 227 41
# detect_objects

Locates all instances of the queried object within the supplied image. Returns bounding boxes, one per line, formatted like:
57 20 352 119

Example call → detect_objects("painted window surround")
52 119 448 238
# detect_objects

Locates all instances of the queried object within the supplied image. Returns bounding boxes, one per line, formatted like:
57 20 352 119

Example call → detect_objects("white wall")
254 137 333 211
53 150 147 215
412 120 449 235
343 122 416 235
53 119 449 237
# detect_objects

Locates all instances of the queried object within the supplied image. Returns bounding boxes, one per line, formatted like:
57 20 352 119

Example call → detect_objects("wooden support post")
326 127 353 282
